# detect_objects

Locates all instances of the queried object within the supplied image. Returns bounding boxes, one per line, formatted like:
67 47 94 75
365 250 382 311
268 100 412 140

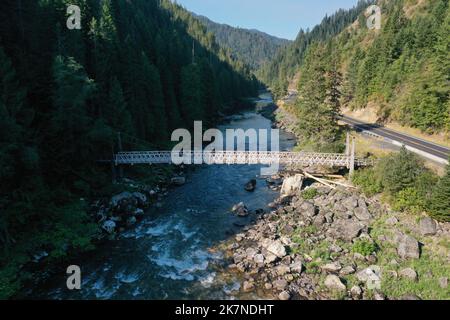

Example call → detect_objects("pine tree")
429 161 450 222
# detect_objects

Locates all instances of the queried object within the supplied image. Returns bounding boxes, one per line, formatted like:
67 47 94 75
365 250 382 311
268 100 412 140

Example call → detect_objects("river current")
27 93 296 299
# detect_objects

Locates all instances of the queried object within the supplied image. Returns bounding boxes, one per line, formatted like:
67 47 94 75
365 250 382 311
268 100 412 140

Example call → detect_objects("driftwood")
303 171 356 189
303 171 336 189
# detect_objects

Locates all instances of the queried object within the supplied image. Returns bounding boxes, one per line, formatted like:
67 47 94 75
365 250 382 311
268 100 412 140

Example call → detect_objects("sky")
175 0 360 40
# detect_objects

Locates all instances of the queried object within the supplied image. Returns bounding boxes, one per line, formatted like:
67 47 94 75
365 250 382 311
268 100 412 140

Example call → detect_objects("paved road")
339 115 450 162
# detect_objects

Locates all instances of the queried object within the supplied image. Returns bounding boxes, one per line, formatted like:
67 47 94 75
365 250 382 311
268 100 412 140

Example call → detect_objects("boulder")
324 275 346 292
171 176 186 186
273 279 288 291
322 262 342 273
290 261 304 274
333 219 364 241
254 254 265 265
419 217 437 236
242 281 255 293
399 268 418 281
356 266 381 290
386 216 399 225
299 201 318 218
354 207 372 221
340 266 356 276
132 192 147 206
278 291 291 301
266 240 286 258
280 174 304 196
102 220 116 234
350 286 362 299
231 202 249 217
342 196 359 211
397 234 420 260
244 179 257 192
111 192 133 207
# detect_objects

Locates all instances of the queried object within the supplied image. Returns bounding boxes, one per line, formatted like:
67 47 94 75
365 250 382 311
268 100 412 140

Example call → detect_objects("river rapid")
27 93 296 300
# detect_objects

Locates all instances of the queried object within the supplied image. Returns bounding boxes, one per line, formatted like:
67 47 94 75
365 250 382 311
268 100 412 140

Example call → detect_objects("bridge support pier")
349 137 356 178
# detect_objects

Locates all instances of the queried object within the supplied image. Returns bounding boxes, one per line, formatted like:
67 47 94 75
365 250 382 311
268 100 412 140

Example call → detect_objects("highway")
339 115 450 163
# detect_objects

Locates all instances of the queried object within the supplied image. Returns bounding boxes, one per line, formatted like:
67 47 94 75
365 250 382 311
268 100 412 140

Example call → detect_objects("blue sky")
175 0 360 40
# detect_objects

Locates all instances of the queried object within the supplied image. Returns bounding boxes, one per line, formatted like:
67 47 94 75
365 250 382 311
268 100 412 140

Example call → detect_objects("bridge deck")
114 151 373 167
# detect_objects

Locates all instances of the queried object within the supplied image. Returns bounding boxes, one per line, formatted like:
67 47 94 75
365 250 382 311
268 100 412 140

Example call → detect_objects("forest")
0 0 259 297
195 14 291 71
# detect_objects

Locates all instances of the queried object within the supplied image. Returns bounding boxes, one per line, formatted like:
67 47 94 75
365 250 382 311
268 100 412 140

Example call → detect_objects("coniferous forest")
0 0 259 297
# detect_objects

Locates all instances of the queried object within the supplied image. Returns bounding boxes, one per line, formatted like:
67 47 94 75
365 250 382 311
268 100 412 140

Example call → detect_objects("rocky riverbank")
218 173 450 300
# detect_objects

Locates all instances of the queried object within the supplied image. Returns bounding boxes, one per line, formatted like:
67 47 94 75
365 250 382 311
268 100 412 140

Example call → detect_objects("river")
27 92 296 300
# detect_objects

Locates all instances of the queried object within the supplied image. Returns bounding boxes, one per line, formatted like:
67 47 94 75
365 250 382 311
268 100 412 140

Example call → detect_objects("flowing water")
27 93 296 300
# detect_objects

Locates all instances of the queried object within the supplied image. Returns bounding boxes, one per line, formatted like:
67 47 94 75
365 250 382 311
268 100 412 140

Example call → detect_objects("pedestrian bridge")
114 151 373 168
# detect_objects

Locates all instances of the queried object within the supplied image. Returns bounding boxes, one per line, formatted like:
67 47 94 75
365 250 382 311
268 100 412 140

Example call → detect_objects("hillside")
195 14 291 71
268 0 449 137
0 0 258 298
259 0 375 97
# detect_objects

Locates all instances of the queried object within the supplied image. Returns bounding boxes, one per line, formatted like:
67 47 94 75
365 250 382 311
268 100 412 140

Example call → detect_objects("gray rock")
350 286 362 299
276 265 291 276
280 174 304 196
419 217 437 236
132 192 147 205
397 234 420 260
356 266 381 288
324 275 346 291
278 291 291 301
232 202 249 217
242 281 255 292
245 179 257 192
333 219 364 241
300 201 317 218
266 240 287 258
322 262 342 273
290 261 303 274
111 192 133 207
273 279 288 291
342 196 359 211
254 254 265 265
354 207 372 221
386 216 399 225
102 220 116 234
399 268 418 281
340 266 356 276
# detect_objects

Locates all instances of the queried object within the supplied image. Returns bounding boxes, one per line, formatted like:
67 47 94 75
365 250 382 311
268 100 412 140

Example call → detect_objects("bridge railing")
114 151 373 167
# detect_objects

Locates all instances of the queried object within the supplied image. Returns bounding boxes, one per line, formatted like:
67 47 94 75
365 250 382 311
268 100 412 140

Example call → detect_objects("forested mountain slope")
259 0 374 98
0 0 258 297
288 0 449 137
195 14 291 71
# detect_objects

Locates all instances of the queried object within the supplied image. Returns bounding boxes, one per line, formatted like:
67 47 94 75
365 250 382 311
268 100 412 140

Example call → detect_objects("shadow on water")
26 93 297 300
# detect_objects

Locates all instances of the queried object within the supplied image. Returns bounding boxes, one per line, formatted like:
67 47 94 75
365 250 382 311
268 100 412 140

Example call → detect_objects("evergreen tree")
429 161 450 222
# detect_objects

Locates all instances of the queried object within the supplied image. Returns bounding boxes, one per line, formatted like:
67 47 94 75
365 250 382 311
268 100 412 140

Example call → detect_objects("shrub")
428 162 450 222
392 187 424 213
352 239 378 256
376 147 425 196
352 168 383 196
302 188 319 200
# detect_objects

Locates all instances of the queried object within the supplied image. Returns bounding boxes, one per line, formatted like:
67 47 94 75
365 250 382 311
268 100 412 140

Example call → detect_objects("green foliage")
429 162 450 222
352 239 378 256
302 188 319 200
352 168 383 196
377 147 425 196
196 15 290 71
0 0 259 298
